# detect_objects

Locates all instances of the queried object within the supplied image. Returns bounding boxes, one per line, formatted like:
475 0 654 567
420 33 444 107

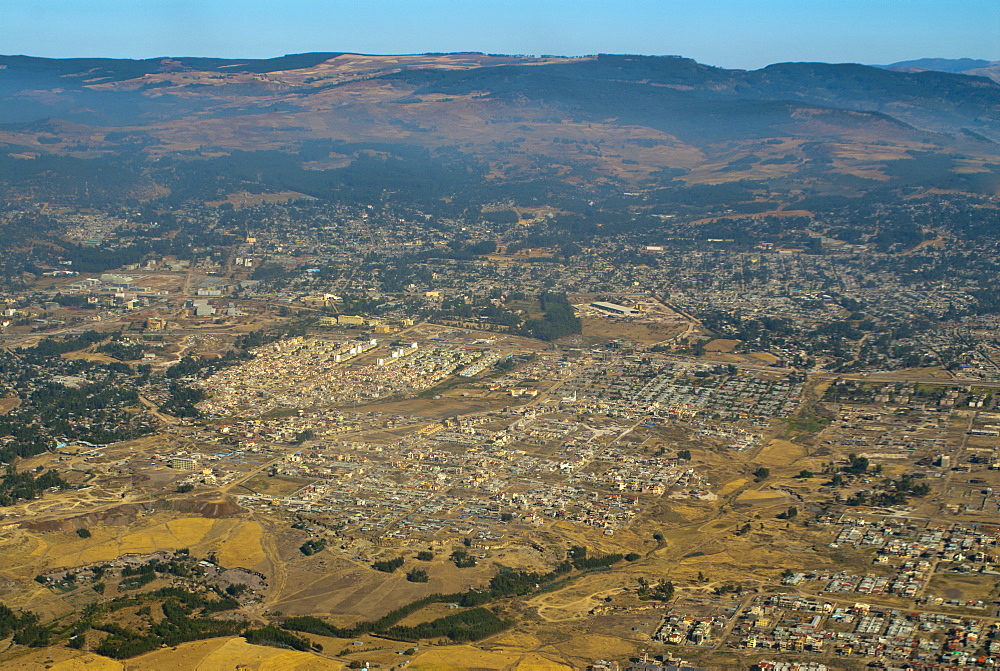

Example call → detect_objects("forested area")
0 467 67 506
0 334 154 472
519 292 581 341
0 602 45 647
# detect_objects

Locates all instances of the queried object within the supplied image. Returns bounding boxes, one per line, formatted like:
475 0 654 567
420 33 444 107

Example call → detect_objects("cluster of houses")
197 336 503 417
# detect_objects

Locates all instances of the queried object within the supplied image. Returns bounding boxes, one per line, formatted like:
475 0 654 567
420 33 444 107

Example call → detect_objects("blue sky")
2 0 997 70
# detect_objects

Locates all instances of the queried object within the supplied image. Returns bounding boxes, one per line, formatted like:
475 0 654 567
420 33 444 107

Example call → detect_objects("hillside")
879 57 1000 83
0 52 998 205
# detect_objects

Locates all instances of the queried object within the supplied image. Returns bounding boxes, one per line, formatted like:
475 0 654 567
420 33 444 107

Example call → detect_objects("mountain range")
0 52 998 201
877 57 1000 83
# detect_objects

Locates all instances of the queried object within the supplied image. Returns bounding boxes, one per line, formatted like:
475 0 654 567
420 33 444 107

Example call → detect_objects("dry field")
703 338 740 353
928 573 998 603
0 395 20 414
409 644 573 670
734 489 790 504
3 516 268 581
206 190 316 209
127 636 343 670
243 474 315 497
272 556 497 621
755 438 808 467
715 477 748 496
583 319 690 347
8 648 125 671
61 351 118 364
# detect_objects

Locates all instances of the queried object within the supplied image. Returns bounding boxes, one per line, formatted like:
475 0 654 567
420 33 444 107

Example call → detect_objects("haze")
2 0 997 70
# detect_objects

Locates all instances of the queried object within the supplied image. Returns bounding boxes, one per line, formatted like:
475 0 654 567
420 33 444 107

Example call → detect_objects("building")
100 274 135 288
591 301 643 316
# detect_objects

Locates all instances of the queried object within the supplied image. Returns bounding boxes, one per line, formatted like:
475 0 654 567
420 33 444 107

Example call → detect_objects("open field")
271 556 501 620
11 648 125 671
580 317 688 346
61 351 117 363
0 395 19 414
127 636 343 670
928 572 1000 603
704 338 740 353
213 519 267 568
206 191 317 209
715 477 748 496
243 474 316 497
755 438 808 467
409 644 574 671
6 517 268 576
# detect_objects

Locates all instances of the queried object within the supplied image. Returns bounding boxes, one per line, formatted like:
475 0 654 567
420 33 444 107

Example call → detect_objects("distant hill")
879 58 991 73
0 51 997 202
877 57 1000 84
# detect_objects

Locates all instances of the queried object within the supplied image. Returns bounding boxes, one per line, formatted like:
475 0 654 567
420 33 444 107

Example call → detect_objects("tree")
450 550 476 568
777 506 798 520
293 430 315 445
406 568 429 583
300 539 327 556
76 528 91 538
677 449 692 461
650 580 674 602
372 557 404 573
753 467 770 480
844 453 869 475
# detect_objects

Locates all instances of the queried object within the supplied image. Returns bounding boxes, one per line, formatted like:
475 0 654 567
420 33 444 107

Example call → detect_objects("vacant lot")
704 338 740 353
756 439 807 467
243 474 315 497
581 317 687 346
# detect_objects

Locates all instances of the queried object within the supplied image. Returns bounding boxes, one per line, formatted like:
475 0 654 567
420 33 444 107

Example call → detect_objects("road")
936 409 978 504
221 452 288 495
138 394 180 425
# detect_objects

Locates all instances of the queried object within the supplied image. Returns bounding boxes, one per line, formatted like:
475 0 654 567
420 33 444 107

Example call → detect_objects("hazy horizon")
0 50 996 73
3 0 997 71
